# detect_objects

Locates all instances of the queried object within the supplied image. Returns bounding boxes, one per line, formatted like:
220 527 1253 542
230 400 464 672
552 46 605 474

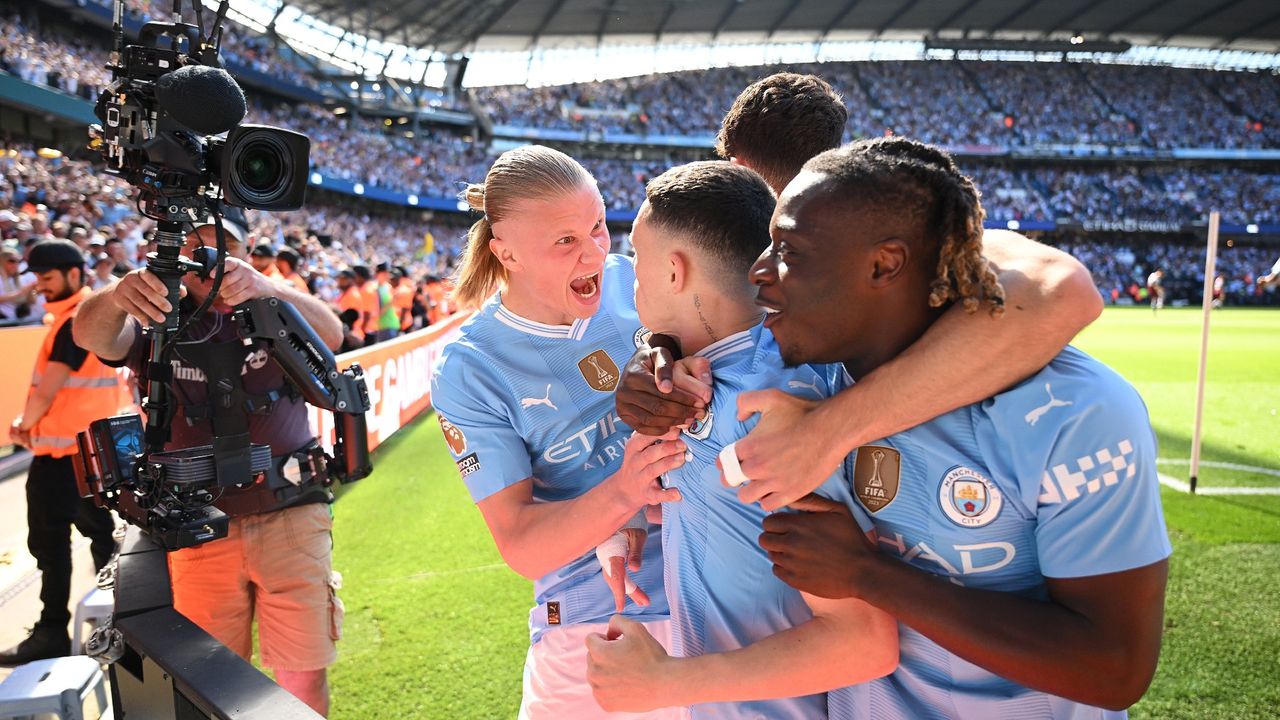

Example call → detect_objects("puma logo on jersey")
1024 383 1073 426
521 384 558 411
786 378 822 398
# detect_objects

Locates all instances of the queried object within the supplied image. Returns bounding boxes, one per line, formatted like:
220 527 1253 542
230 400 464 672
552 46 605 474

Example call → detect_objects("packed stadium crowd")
5 6 1280 229
2 144 1276 341
475 59 1280 149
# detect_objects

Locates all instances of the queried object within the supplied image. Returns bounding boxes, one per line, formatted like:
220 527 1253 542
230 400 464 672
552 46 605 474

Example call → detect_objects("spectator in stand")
250 243 284 279
0 244 36 321
276 247 309 295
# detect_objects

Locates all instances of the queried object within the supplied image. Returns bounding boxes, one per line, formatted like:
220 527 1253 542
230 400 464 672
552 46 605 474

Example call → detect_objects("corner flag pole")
1190 211 1220 494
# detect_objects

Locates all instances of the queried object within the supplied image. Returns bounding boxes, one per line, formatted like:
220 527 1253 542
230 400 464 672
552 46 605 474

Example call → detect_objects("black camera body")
90 13 309 220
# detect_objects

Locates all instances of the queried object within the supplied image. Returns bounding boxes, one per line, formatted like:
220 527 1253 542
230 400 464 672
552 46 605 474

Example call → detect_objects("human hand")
109 268 178 324
616 345 711 435
759 494 876 600
730 390 845 511
209 257 277 307
586 615 676 713
612 430 685 509
596 527 651 613
9 417 30 448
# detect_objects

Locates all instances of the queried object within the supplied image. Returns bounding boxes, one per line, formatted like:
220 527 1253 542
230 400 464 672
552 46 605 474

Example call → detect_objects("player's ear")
869 238 908 287
488 236 523 273
669 250 688 294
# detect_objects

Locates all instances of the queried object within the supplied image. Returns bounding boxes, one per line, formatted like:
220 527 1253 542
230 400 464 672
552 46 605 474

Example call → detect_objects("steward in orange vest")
1 240 119 666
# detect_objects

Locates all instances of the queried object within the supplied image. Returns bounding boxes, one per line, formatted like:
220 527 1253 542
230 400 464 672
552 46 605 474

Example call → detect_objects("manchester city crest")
685 410 714 440
938 466 1003 528
634 327 653 348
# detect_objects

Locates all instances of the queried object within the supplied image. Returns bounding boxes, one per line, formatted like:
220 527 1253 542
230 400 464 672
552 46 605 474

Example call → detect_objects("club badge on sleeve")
853 445 900 512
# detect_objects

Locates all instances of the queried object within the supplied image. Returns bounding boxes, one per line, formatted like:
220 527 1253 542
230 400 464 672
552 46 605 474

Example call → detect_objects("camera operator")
0 239 121 666
73 216 345 716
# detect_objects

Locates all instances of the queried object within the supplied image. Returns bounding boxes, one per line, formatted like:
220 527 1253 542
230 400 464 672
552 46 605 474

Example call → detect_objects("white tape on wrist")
719 442 751 487
596 533 637 594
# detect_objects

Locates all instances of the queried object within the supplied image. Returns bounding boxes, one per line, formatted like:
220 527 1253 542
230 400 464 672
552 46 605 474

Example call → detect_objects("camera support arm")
232 297 373 484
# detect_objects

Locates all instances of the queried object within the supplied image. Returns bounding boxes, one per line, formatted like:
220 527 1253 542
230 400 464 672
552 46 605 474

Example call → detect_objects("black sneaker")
0 626 71 666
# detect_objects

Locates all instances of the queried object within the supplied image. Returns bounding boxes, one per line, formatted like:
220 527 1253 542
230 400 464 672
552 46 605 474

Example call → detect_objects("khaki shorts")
168 503 342 671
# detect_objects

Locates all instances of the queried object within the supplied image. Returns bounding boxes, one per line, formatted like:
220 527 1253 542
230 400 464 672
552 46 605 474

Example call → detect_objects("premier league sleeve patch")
939 466 1003 527
437 415 467 457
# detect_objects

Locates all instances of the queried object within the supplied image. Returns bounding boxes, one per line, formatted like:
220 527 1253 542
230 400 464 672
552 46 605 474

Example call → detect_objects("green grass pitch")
328 306 1280 719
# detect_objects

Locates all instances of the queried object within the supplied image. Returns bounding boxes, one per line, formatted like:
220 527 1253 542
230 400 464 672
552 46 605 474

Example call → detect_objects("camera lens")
237 141 283 192
222 125 309 211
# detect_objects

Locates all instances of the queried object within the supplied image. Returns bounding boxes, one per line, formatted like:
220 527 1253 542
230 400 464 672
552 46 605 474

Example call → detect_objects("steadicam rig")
74 297 373 551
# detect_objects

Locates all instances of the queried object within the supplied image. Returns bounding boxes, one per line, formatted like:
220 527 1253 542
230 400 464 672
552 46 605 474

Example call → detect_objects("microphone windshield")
155 65 247 135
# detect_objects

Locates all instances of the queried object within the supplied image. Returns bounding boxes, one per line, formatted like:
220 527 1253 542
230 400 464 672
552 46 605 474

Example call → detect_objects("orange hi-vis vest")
28 287 123 458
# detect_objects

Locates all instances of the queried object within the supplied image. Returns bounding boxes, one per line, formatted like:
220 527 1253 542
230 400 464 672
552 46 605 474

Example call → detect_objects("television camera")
77 0 372 552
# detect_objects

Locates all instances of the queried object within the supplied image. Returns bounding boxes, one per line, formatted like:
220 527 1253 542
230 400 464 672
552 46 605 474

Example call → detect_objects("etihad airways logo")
542 411 627 469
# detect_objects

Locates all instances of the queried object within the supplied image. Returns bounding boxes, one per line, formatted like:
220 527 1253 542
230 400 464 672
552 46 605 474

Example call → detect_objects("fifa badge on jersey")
547 601 561 625
939 466 1003 528
438 416 467 456
852 445 900 513
634 327 653 348
578 349 620 392
685 410 714 440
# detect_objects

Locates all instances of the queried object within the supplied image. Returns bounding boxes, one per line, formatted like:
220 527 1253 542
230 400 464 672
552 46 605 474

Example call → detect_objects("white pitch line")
1157 472 1280 496
1156 458 1280 479
374 562 509 583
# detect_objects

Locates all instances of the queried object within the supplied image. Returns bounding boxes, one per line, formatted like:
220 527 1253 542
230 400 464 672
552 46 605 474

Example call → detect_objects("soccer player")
626 75 1104 513
1257 256 1280 288
755 138 1170 717
430 145 699 719
586 162 897 718
715 73 847 195
1147 268 1165 314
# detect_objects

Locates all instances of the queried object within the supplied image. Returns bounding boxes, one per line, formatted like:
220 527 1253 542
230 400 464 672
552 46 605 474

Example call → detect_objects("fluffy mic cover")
155 64 247 135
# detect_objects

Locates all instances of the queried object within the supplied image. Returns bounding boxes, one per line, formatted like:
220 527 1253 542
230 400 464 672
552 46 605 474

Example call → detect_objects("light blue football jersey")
837 346 1171 719
430 255 667 644
662 323 861 720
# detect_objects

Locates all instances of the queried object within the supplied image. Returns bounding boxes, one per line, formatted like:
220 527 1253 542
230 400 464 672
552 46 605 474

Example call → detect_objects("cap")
375 261 391 274
193 218 247 245
26 239 86 273
0 210 18 223
337 268 356 279
250 243 277 258
92 253 113 267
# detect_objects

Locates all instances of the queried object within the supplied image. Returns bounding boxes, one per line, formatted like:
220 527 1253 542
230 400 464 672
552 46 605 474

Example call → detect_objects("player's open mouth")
570 273 600 300
756 297 784 327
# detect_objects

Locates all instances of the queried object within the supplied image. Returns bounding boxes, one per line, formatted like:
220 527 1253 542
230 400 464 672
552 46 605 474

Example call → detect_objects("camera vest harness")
169 333 330 516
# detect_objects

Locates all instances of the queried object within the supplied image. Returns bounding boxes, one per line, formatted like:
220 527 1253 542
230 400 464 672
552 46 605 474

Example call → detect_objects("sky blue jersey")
662 324 861 720
430 255 667 644
837 346 1171 719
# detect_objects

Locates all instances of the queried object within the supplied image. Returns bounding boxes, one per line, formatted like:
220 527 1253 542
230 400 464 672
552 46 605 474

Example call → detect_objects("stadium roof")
285 0 1280 54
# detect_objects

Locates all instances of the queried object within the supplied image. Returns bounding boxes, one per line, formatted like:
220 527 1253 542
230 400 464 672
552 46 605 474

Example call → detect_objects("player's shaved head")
642 161 776 298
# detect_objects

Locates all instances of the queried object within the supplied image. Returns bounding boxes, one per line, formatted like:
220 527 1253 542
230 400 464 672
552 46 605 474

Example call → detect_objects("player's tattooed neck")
694 293 719 343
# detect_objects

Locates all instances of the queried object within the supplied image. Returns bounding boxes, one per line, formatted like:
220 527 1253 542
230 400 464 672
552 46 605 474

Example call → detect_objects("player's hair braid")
849 138 1005 317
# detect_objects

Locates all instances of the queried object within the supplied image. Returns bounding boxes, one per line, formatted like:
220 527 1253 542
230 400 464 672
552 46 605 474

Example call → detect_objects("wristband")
719 443 750 487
